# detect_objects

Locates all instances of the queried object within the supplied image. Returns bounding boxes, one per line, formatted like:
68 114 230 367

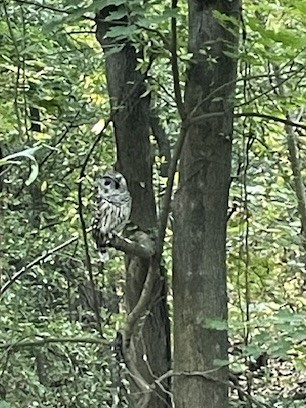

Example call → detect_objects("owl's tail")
92 227 110 263
98 246 109 263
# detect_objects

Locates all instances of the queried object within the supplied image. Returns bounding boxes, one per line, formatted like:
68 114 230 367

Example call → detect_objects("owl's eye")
115 181 120 189
104 180 111 186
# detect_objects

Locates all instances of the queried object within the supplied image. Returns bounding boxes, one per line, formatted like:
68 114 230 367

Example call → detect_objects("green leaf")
104 9 127 22
0 159 21 166
25 162 39 186
0 146 41 185
144 7 179 24
213 358 229 367
104 44 125 56
105 25 137 39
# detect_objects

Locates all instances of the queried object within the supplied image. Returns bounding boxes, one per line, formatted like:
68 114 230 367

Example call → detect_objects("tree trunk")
96 10 170 408
173 1 241 407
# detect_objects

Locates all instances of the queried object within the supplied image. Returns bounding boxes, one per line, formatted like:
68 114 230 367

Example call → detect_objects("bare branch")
77 121 111 278
0 229 153 297
14 0 71 14
111 233 155 259
234 112 306 130
273 68 306 248
170 0 185 119
0 233 81 297
77 120 112 337
189 110 306 130
14 0 95 20
150 113 171 177
148 3 190 260
0 336 107 350
188 111 227 125
236 64 304 109
189 66 304 120
285 116 306 233
156 124 187 261
123 261 157 352
40 111 83 168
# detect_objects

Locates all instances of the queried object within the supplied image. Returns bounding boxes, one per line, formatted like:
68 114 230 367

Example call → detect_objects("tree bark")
173 1 241 407
96 9 170 408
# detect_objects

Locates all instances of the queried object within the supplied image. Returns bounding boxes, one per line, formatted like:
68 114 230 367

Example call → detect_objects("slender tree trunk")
274 68 306 242
96 10 170 408
173 1 241 407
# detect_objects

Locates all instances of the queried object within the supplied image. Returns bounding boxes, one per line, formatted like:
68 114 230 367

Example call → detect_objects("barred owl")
93 171 132 262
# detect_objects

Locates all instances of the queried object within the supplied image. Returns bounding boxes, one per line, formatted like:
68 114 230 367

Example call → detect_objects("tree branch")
234 112 306 130
236 63 304 109
150 113 171 177
189 66 303 119
14 0 71 14
123 261 157 352
285 113 306 233
0 336 107 350
188 111 227 125
122 266 165 408
39 111 82 168
273 67 306 248
0 233 81 297
77 121 112 336
156 116 235 263
156 124 187 261
110 233 155 259
170 0 185 119
77 120 111 279
182 65 303 123
189 110 306 130
0 230 153 298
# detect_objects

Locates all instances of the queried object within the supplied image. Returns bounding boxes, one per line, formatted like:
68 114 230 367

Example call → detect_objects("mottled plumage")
92 171 131 262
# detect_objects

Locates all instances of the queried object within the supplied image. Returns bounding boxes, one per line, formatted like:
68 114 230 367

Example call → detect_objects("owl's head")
97 171 129 196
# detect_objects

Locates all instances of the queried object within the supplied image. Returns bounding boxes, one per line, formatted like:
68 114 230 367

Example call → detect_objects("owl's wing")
93 198 130 262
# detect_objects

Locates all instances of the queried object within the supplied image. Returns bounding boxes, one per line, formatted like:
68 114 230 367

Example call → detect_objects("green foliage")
226 0 306 403
0 2 117 406
0 403 12 408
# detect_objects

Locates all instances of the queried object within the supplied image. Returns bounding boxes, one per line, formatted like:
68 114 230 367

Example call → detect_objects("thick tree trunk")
173 1 241 407
96 10 170 408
